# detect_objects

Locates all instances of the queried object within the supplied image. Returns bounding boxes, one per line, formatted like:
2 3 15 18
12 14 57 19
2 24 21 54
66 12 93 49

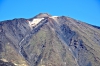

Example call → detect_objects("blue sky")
0 0 100 26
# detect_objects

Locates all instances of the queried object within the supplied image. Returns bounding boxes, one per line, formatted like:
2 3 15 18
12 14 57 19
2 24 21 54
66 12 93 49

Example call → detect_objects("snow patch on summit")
27 16 58 29
28 18 44 28
50 16 58 18
49 16 58 22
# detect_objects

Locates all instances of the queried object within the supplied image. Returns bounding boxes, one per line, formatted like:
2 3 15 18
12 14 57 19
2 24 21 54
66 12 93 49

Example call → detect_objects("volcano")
0 13 100 66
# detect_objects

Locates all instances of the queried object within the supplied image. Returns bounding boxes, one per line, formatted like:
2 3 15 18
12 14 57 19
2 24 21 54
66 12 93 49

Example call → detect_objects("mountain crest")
34 13 51 18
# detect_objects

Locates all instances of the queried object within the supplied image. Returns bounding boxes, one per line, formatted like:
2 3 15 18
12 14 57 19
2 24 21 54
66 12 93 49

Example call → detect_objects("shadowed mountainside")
0 13 100 66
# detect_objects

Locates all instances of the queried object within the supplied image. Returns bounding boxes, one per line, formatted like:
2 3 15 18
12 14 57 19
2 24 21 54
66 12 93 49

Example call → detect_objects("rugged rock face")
0 13 100 66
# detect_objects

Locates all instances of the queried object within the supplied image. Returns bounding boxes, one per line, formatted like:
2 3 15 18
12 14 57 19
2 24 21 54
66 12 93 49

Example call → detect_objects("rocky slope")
0 13 100 66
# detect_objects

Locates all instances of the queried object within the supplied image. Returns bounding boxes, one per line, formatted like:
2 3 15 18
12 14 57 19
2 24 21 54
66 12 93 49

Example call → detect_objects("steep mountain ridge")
0 13 100 66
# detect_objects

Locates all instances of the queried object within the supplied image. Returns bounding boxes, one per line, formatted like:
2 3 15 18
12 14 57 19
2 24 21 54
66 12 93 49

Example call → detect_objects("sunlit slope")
0 13 100 66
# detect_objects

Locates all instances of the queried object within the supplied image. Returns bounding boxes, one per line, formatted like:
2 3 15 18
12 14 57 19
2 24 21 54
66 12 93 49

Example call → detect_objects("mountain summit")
34 13 51 18
0 13 100 66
